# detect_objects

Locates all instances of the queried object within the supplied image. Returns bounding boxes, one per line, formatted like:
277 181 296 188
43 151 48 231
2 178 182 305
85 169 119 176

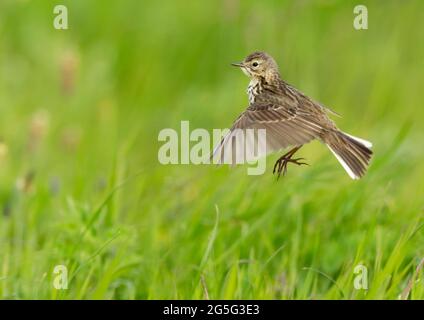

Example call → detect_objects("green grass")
0 0 423 299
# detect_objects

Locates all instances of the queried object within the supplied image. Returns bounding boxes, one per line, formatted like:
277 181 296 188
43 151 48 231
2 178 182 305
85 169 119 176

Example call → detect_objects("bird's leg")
273 146 308 179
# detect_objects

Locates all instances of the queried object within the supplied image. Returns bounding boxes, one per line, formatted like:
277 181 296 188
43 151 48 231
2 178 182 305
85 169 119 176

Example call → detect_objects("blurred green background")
0 0 423 299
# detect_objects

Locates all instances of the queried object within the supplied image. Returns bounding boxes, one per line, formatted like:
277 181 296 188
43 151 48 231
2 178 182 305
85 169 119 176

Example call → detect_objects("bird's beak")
231 62 244 67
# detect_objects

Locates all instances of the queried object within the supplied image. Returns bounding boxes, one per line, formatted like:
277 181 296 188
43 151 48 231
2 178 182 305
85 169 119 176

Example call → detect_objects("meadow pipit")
212 51 373 179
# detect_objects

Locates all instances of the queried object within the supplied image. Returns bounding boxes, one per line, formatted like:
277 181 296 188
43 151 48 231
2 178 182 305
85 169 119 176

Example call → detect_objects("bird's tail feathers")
324 130 373 179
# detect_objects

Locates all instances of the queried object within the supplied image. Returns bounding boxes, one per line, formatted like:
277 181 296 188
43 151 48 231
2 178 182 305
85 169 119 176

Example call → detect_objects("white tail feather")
326 145 359 180
344 133 373 149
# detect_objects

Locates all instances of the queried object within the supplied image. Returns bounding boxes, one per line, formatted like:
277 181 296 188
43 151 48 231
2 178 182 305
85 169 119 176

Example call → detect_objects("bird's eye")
252 61 259 67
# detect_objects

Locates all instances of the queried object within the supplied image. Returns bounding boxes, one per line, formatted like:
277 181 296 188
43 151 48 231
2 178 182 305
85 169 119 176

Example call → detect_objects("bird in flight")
212 51 373 179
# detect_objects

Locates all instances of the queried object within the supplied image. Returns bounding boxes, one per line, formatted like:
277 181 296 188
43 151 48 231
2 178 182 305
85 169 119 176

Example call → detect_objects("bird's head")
231 51 280 82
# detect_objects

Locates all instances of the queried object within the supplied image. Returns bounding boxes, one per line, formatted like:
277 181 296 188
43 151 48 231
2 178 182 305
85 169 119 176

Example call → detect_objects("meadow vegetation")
0 0 423 299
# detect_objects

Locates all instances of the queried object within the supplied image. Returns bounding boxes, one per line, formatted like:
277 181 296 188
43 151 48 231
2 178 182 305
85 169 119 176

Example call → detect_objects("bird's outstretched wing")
211 102 325 164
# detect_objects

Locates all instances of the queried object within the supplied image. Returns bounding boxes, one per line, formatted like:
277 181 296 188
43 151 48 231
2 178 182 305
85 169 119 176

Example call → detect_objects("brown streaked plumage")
212 51 373 179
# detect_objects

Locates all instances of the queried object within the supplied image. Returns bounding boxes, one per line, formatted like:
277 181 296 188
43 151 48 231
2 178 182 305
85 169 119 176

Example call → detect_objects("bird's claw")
273 157 309 179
